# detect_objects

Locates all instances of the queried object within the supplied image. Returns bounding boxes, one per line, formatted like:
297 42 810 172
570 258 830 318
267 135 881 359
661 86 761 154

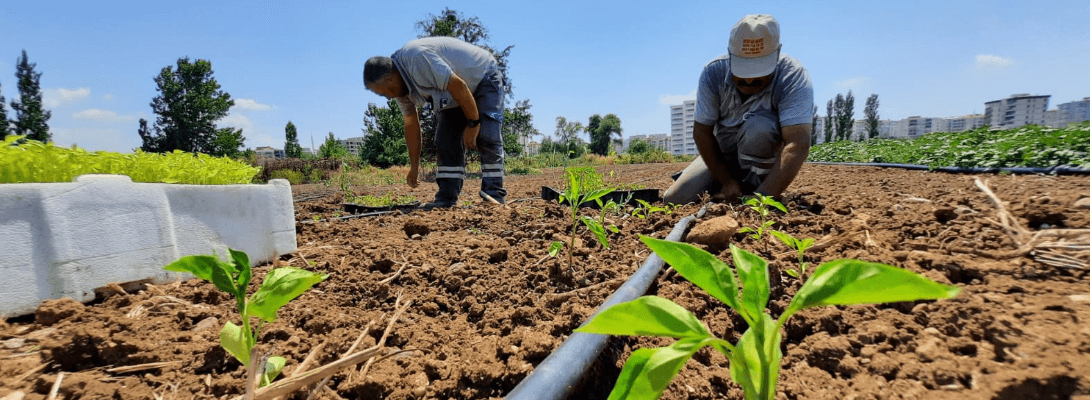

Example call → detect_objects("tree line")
817 91 881 144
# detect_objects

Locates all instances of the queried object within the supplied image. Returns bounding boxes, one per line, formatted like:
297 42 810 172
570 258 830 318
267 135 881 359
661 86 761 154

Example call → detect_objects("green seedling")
164 248 328 387
632 199 671 219
769 231 816 278
551 167 614 276
311 215 321 222
594 193 629 234
577 236 959 400
738 194 787 241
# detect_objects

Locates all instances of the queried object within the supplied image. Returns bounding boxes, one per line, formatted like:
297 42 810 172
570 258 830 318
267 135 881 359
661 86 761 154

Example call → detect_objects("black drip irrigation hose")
505 204 709 400
806 161 1090 175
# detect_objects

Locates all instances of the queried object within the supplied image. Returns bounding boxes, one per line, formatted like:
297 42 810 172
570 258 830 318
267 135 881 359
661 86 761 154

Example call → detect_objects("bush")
268 169 305 184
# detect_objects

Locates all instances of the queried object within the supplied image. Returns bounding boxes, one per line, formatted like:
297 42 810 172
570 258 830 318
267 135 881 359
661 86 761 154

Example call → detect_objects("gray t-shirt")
695 53 813 146
391 37 498 116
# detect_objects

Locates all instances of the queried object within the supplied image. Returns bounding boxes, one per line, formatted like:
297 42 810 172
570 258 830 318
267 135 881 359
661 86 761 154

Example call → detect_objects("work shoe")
479 190 505 205
420 201 455 210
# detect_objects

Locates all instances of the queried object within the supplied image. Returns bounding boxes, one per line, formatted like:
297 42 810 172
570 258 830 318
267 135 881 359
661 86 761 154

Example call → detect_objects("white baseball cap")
729 14 781 79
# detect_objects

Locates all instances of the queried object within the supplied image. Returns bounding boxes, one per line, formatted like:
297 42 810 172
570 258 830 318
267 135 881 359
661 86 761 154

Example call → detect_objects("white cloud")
658 90 697 106
219 114 254 132
834 77 871 92
233 98 272 111
102 94 114 101
72 108 135 122
975 54 1013 70
43 87 91 108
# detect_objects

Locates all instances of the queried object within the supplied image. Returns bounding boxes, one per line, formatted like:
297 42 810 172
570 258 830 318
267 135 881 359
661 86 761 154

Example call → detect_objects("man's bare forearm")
404 112 421 168
447 74 479 121
755 124 811 196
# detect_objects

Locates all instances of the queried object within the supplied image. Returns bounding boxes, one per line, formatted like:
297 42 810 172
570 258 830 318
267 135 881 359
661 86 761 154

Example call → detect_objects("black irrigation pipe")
806 161 1090 175
505 204 709 400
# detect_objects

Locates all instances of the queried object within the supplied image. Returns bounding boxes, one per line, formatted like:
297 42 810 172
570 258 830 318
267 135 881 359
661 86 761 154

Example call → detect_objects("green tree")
360 99 409 168
502 99 539 157
318 132 347 160
142 57 236 154
810 103 820 145
210 127 245 157
0 80 11 140
834 91 855 141
588 113 623 156
11 50 51 142
284 121 302 158
864 94 880 139
824 100 834 144
137 118 157 151
628 138 651 155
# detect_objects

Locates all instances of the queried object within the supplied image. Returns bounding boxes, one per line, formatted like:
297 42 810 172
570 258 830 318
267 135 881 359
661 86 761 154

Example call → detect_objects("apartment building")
984 94 1050 129
254 146 285 159
337 137 366 156
849 119 897 140
669 100 698 155
524 140 540 155
1057 97 1090 127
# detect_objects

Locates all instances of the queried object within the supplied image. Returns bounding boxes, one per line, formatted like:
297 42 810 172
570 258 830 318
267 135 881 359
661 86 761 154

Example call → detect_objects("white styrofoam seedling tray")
0 175 297 317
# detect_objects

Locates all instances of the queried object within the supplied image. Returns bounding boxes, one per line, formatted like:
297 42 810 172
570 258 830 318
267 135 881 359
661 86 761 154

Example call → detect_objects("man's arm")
403 106 422 188
693 121 742 199
755 123 811 197
446 73 481 150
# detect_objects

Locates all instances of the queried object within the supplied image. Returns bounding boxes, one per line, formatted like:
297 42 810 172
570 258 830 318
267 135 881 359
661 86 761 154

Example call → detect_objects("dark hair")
363 56 396 85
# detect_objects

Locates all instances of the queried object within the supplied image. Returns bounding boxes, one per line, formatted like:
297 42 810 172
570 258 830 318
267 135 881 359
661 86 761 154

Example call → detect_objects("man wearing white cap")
664 14 813 204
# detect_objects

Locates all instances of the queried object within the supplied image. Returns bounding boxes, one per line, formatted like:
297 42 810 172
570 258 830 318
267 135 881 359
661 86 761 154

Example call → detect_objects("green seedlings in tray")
738 193 787 241
769 230 816 279
353 193 418 207
576 236 960 400
550 167 614 276
164 248 328 387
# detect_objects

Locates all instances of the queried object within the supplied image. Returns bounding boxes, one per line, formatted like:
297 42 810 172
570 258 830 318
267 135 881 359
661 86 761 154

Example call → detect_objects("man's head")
729 14 780 94
363 56 406 99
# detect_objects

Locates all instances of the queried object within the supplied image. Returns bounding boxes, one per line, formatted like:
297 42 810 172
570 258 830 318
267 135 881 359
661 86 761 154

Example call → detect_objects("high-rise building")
983 94 1050 129
669 100 698 155
338 137 366 156
626 134 671 152
1057 97 1090 127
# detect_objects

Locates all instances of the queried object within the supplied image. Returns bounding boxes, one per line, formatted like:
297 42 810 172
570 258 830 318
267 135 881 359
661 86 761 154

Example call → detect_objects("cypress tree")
11 50 51 142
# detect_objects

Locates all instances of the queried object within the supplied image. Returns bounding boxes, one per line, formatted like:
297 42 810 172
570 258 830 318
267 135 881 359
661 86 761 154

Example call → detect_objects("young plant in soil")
632 199 672 219
164 248 328 387
576 236 960 400
738 193 787 241
551 167 614 277
769 230 816 279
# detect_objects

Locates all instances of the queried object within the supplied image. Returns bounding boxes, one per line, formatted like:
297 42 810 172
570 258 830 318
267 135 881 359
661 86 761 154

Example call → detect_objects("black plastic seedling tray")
342 202 420 214
540 186 661 209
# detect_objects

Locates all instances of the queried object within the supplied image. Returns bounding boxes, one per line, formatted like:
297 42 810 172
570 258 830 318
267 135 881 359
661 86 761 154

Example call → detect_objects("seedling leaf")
640 236 742 313
575 296 710 338
581 216 610 249
787 259 961 316
548 241 563 257
163 255 221 283
728 313 782 400
262 356 287 386
220 321 251 367
606 347 657 400
248 268 328 323
731 245 771 321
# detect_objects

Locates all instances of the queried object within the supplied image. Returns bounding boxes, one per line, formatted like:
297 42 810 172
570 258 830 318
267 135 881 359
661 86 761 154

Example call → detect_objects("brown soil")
2 163 1088 400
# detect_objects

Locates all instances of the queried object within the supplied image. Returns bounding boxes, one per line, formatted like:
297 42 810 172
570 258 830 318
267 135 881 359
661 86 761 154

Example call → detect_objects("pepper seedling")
738 194 787 241
551 168 614 275
164 248 328 387
576 236 960 400
769 230 816 278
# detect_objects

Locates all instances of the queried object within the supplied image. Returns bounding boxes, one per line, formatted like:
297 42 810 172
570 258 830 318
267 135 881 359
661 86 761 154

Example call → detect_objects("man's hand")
711 178 742 202
463 124 480 150
406 164 419 188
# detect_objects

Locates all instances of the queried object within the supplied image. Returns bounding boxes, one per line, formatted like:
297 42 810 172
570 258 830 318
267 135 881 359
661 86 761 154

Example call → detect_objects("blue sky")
2 0 1089 153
